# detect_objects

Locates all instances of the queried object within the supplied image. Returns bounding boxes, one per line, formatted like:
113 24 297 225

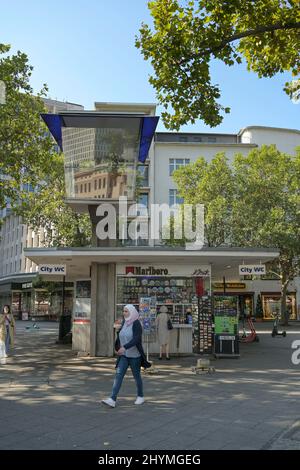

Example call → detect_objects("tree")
0 44 54 212
232 145 300 325
171 152 234 246
18 153 92 247
169 145 300 324
136 0 300 129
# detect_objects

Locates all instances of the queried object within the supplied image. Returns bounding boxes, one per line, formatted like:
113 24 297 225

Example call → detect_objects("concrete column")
90 262 116 357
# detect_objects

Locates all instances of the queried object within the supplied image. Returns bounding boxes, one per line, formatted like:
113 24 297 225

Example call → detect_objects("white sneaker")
134 397 145 405
101 398 116 408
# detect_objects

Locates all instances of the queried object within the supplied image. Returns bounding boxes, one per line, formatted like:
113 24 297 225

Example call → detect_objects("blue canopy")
41 113 159 162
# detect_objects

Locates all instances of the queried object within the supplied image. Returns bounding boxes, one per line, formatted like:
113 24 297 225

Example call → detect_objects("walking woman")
102 304 151 408
0 305 15 359
156 305 171 360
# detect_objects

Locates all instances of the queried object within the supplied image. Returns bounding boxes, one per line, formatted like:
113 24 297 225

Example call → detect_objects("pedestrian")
185 308 192 324
0 305 15 358
102 304 151 408
156 305 171 360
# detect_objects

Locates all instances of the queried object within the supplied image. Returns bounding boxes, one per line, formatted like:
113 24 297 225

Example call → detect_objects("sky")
1 0 299 133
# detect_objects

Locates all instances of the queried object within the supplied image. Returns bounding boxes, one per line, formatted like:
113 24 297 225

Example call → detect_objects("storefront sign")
22 282 32 289
126 266 168 276
120 264 211 278
213 282 246 289
239 265 266 275
192 268 210 277
38 264 66 275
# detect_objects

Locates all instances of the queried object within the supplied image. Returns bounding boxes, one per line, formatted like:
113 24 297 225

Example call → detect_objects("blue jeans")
111 356 143 401
5 326 10 354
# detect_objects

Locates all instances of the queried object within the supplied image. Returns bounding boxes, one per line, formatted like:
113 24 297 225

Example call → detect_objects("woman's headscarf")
124 304 140 326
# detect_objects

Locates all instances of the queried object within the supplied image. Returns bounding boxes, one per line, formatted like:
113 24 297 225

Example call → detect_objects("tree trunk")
281 280 290 326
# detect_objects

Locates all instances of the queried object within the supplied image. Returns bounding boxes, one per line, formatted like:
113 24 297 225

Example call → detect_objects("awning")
24 246 279 282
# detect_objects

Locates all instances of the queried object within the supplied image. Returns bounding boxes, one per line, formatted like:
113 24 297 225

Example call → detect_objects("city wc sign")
39 264 67 275
239 265 266 276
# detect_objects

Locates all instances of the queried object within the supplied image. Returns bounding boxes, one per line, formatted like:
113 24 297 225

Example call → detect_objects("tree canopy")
0 43 54 210
0 43 91 247
172 145 300 323
136 0 300 129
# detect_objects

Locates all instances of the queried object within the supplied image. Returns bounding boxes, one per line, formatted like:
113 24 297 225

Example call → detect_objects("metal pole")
58 275 66 341
197 295 200 354
62 275 65 317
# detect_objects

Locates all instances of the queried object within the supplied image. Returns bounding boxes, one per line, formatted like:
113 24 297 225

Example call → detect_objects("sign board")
213 282 246 289
22 283 33 289
22 312 29 321
118 264 211 278
239 265 266 275
39 264 66 275
139 297 156 337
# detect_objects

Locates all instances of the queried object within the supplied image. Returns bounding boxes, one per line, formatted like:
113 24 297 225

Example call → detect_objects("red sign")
195 277 204 296
126 266 135 275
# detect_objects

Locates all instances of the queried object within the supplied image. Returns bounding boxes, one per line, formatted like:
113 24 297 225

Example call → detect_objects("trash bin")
58 312 72 341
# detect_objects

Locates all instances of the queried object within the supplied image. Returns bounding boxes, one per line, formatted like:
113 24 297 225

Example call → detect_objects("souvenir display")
192 297 213 354
117 276 201 324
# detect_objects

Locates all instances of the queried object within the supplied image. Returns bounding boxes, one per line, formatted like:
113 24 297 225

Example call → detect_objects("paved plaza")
0 321 299 450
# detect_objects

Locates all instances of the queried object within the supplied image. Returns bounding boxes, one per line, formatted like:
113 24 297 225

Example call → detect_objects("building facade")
2 101 300 322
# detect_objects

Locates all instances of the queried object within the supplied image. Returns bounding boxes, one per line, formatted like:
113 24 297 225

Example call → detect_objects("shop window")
262 293 297 320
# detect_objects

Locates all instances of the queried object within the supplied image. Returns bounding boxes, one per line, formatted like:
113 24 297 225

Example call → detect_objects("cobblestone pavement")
0 321 299 450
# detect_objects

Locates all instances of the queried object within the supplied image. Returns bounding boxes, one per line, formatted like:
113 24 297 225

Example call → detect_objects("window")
208 136 217 143
103 178 106 188
169 158 190 176
262 293 297 320
84 183 87 193
137 165 149 186
99 179 102 189
138 193 149 208
94 180 97 190
88 183 91 192
179 136 187 142
169 189 184 206
80 184 83 193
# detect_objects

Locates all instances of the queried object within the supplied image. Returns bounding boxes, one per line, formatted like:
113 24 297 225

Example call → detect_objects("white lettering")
96 204 116 240
291 340 300 365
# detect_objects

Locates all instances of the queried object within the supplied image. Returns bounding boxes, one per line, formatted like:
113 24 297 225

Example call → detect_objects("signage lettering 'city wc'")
239 265 266 275
38 264 67 275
